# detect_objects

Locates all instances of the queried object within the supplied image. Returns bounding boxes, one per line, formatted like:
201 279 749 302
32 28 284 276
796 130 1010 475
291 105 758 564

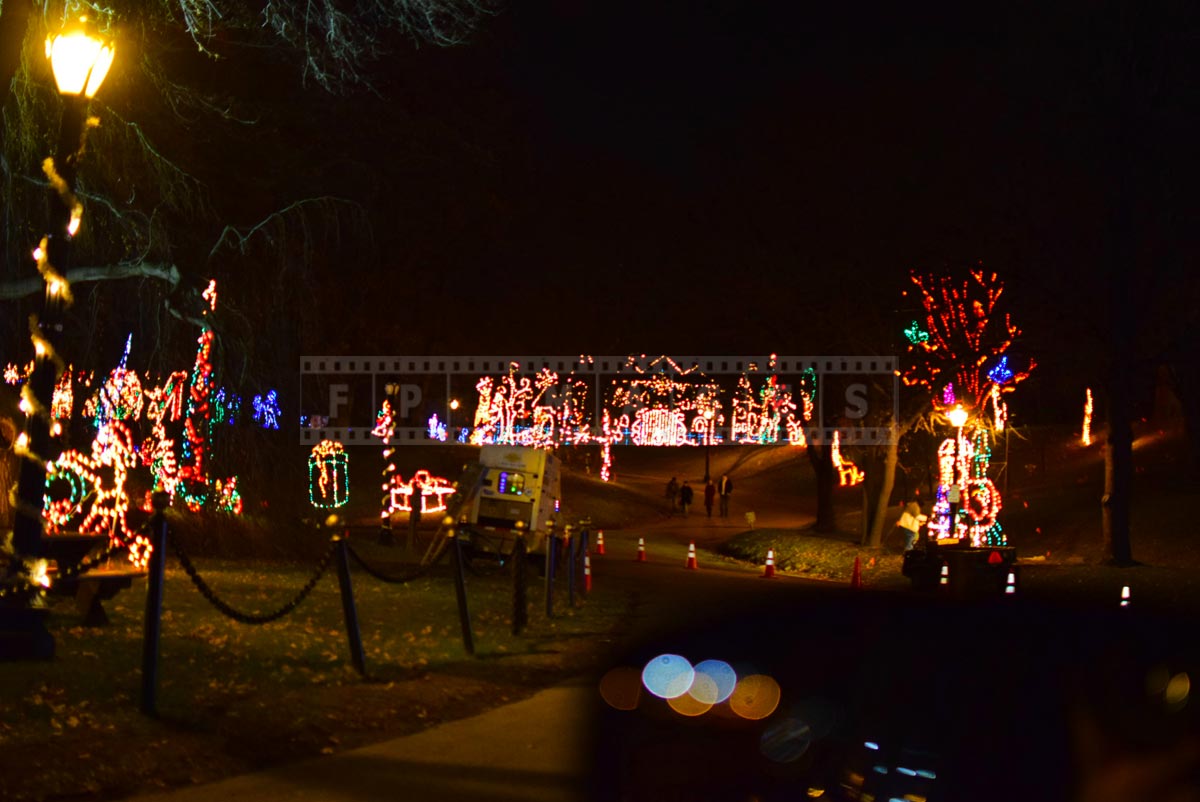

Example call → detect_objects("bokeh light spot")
1165 672 1190 707
692 659 737 704
729 674 781 720
599 666 643 710
642 654 695 699
668 692 713 717
687 672 719 705
760 717 813 762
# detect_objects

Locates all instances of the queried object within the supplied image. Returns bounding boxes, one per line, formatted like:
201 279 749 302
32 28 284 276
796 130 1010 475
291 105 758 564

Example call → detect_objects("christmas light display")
252 390 281 430
44 422 142 564
730 374 809 445
213 388 241 425
3 363 22 384
904 321 930 345
427 413 447 442
143 371 188 426
608 356 721 447
902 269 1034 413
308 440 349 508
988 384 1007 432
987 356 1014 385
830 431 865 486
51 370 72 420
389 470 457 514
927 426 1006 548
215 476 243 515
373 401 396 528
202 278 218 311
470 364 592 448
1082 388 1093 446
89 365 144 424
178 329 215 510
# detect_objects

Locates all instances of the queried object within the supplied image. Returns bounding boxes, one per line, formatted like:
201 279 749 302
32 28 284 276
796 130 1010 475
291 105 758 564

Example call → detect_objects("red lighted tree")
901 268 1034 417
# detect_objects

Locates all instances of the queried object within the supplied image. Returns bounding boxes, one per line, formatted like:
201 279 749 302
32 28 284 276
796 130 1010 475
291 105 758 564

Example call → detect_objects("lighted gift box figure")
308 440 349 509
389 469 457 514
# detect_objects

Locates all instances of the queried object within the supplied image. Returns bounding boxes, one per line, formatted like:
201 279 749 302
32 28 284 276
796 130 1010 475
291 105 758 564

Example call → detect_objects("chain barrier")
345 543 439 585
168 531 337 625
1 526 135 600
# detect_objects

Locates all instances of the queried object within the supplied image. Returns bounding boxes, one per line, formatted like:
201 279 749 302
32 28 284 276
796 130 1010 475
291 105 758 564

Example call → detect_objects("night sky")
127 1 1199 422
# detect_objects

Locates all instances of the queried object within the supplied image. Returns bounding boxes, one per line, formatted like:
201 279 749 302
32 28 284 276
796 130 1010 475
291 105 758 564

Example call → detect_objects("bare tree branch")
0 261 180 300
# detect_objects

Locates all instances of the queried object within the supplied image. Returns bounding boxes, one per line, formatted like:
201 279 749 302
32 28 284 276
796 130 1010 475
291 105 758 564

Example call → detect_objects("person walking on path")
666 477 679 515
718 474 734 518
896 495 924 552
679 480 694 518
703 480 716 518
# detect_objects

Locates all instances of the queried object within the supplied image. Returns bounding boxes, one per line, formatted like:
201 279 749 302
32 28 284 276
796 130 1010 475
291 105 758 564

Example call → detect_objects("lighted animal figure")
45 422 140 559
830 431 865 487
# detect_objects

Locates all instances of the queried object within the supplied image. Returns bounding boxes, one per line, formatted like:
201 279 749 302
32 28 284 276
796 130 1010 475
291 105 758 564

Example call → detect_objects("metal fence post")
334 529 366 676
544 529 557 619
566 526 576 609
512 535 528 635
140 492 170 716
449 525 474 655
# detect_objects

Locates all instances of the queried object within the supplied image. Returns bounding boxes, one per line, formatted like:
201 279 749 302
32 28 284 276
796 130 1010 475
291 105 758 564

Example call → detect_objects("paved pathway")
132 677 597 802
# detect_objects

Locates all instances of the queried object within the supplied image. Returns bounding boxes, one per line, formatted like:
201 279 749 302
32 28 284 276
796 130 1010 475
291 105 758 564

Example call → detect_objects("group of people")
665 474 733 518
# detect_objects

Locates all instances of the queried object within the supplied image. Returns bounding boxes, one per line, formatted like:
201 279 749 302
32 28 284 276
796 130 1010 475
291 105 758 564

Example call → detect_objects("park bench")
43 533 146 626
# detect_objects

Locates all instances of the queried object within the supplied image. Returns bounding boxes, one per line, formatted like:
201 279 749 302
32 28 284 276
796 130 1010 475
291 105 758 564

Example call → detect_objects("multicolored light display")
308 440 349 509
388 470 456 514
1082 388 1093 446
902 269 1034 413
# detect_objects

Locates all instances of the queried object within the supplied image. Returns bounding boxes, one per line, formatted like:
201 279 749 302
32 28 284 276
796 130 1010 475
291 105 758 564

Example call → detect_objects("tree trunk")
807 441 836 532
865 425 899 548
1102 151 1136 565
0 416 16 531
1103 380 1135 564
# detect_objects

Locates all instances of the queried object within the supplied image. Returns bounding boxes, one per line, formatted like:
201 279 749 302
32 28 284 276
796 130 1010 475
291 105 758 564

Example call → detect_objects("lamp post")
945 405 969 541
9 17 114 581
702 409 714 483
449 398 459 442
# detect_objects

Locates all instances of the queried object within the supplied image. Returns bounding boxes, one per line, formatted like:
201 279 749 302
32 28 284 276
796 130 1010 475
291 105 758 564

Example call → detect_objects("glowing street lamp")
9 17 116 620
946 405 969 429
945 405 970 542
45 17 115 98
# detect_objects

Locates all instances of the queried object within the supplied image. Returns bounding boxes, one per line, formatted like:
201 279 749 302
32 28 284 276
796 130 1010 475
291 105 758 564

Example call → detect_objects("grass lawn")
0 539 635 801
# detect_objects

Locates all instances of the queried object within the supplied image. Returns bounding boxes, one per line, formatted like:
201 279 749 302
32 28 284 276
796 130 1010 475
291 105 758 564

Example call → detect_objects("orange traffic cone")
595 531 606 555
939 563 950 586
1120 585 1131 608
850 556 863 589
1004 571 1016 595
584 553 593 592
685 542 698 570
762 549 776 578
636 537 647 562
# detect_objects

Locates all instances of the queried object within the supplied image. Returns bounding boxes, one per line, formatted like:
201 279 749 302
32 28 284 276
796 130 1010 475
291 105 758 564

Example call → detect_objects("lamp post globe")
947 405 969 429
46 17 115 98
